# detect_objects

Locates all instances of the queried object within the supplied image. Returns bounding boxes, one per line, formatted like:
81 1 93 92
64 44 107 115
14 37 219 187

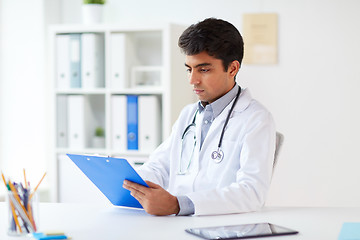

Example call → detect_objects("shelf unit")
48 24 194 203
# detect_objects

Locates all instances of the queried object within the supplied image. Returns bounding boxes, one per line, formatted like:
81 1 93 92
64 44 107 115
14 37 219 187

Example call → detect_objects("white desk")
0 203 359 240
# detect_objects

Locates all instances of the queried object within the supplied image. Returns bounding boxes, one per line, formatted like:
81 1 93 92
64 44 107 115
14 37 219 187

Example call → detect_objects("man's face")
185 51 238 104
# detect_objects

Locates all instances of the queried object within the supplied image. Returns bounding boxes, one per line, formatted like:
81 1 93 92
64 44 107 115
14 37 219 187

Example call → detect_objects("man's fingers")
123 180 146 202
123 180 149 194
130 189 145 201
145 180 160 188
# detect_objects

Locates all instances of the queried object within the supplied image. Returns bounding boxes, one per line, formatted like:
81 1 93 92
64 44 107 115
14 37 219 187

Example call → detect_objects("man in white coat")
123 18 276 216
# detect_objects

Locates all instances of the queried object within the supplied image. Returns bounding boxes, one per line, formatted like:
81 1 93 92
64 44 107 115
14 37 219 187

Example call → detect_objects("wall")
239 0 360 207
1 0 360 207
0 0 2 176
0 0 60 195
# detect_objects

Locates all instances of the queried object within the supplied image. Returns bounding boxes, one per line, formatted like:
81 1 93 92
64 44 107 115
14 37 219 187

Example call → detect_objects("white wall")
0 0 60 193
1 0 360 207
0 0 2 175
239 0 360 207
0 0 47 184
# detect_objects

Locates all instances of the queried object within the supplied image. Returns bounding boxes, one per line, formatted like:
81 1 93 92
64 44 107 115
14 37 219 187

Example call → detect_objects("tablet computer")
185 223 298 239
66 154 148 208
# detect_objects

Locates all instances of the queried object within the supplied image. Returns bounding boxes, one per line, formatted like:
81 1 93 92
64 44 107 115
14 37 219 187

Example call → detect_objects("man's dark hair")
178 18 244 71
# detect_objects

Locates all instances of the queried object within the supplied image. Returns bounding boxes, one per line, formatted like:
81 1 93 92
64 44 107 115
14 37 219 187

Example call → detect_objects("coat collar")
233 88 252 113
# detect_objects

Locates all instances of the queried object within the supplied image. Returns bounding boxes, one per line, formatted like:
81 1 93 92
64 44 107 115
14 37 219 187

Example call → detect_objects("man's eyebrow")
184 63 212 68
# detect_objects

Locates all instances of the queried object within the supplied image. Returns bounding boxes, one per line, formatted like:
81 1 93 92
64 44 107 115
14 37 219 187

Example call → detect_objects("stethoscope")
183 86 241 164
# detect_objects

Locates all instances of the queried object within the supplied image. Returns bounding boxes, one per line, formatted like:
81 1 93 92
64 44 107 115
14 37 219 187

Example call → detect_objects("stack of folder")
57 94 161 152
112 94 161 152
56 33 105 89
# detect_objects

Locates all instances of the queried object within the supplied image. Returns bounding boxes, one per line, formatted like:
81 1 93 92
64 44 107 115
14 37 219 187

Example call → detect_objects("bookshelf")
48 24 194 203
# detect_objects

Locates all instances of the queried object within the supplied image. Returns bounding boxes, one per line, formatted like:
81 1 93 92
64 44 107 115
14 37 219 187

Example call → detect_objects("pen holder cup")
6 191 39 236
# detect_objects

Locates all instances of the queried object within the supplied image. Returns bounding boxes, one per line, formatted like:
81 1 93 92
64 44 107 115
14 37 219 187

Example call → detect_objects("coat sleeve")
187 110 276 216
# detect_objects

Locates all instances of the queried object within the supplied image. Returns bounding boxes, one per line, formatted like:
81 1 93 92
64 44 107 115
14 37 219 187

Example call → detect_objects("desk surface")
0 203 359 240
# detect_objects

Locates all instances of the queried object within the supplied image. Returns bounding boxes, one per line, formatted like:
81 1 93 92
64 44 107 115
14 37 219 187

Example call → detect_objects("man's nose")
189 71 200 85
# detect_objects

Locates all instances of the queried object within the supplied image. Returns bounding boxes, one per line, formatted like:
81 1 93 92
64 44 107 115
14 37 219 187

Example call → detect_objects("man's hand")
123 180 180 216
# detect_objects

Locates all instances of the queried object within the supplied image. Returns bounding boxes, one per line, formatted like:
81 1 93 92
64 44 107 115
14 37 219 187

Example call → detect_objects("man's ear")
228 60 240 77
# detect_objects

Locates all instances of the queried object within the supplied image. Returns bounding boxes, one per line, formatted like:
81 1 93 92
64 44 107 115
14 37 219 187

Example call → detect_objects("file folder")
110 33 138 89
67 95 90 149
110 33 128 89
56 95 68 148
56 34 70 89
69 33 81 88
111 95 127 151
127 95 138 150
138 95 161 152
66 154 148 208
81 33 105 89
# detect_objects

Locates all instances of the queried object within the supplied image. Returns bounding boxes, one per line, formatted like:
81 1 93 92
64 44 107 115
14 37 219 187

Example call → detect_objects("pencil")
29 172 46 200
23 169 28 189
1 172 7 188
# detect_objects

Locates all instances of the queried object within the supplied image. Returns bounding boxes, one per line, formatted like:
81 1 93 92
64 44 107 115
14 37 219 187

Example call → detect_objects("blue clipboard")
66 154 148 208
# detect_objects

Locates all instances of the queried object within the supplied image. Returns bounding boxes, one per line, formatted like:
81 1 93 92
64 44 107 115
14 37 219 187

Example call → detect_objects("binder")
67 95 90 149
56 95 68 148
69 33 81 88
56 34 70 89
138 95 161 152
110 33 127 89
81 33 105 89
66 154 149 208
127 95 138 150
110 33 138 89
111 95 127 151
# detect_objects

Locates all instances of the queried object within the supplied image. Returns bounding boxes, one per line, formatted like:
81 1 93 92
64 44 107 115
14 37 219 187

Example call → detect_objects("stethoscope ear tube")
211 86 241 163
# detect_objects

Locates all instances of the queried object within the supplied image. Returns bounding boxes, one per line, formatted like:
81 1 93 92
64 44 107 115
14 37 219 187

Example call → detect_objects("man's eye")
186 68 192 73
200 69 209 73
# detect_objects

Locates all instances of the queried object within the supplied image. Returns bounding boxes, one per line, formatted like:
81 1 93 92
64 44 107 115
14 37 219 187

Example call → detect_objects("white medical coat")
137 88 276 215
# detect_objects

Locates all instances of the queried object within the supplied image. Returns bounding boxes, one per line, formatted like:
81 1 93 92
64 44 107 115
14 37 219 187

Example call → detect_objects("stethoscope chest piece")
211 148 224 163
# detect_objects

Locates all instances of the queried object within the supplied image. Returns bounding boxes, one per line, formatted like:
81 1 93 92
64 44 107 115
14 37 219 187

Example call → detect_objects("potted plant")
82 0 106 24
92 126 105 148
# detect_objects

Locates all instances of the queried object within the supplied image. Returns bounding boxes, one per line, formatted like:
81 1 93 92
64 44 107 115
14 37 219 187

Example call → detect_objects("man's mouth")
193 89 204 94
